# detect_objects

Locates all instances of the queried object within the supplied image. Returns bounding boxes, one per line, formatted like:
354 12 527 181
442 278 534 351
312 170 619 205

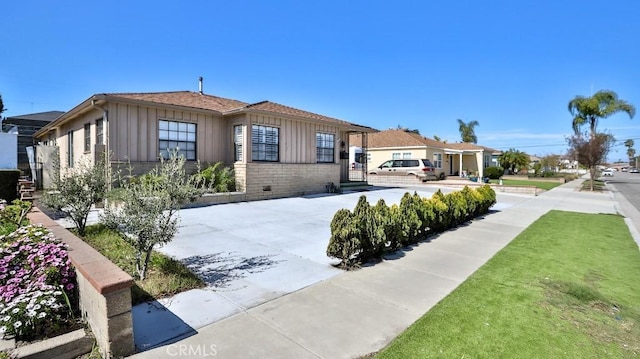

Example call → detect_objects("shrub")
476 185 497 213
430 190 451 232
397 192 422 246
192 162 236 193
445 190 468 226
353 195 385 262
326 209 361 269
373 199 394 251
0 225 77 340
0 170 20 202
0 199 32 236
484 166 504 180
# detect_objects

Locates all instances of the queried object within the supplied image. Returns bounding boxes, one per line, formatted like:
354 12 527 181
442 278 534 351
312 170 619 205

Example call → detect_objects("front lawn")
82 225 204 305
377 210 640 358
489 179 561 190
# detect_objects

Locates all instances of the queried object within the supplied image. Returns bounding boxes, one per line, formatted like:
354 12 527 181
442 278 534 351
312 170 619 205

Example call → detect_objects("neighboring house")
33 91 375 200
350 129 501 179
2 111 63 171
0 131 17 169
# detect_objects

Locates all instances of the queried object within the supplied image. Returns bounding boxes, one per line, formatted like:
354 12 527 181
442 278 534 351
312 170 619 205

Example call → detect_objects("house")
2 111 63 173
34 90 375 200
350 129 501 179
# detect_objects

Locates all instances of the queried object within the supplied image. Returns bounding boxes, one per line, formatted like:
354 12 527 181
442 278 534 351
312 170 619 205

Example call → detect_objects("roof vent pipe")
198 76 203 95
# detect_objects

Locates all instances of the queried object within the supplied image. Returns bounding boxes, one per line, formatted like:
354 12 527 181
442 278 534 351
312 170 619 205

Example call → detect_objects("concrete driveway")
132 186 524 351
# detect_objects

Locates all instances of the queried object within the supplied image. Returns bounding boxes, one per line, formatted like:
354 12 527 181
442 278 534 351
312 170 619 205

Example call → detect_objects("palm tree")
498 148 529 175
625 139 636 165
457 119 479 143
569 90 635 137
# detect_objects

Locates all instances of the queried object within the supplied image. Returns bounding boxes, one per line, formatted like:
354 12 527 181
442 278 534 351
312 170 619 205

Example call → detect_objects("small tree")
101 151 204 280
567 132 615 191
41 155 107 236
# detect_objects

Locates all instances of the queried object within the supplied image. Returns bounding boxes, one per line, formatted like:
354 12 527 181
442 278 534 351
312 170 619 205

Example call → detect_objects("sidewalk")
131 178 631 359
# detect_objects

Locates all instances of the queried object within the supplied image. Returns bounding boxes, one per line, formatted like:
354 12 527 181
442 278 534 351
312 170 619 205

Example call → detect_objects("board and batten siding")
248 113 343 164
108 102 228 163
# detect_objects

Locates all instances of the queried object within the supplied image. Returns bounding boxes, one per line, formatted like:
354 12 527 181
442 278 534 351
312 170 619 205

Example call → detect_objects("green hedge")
0 170 20 202
326 185 497 268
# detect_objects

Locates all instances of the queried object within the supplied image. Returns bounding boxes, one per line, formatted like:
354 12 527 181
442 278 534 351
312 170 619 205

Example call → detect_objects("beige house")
34 91 375 200
351 130 501 179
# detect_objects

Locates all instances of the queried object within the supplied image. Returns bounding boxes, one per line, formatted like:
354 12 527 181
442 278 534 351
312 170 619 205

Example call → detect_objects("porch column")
476 152 484 179
459 153 463 177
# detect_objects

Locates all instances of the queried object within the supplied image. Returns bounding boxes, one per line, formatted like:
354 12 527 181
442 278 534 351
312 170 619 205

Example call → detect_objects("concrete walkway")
130 178 635 359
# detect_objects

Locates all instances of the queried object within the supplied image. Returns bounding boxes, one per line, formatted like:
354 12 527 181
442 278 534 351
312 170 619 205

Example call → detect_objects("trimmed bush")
0 170 20 202
485 166 504 180
326 209 361 269
353 195 386 262
327 185 497 269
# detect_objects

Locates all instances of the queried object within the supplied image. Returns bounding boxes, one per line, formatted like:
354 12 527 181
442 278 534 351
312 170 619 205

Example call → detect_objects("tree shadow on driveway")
181 252 283 289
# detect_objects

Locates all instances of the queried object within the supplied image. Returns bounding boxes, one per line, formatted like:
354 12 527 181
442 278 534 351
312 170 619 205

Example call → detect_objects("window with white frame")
316 132 335 163
484 154 491 168
234 125 243 161
392 152 401 160
96 119 104 145
159 120 196 160
252 125 279 161
67 131 74 167
84 123 91 152
402 152 411 159
433 153 443 168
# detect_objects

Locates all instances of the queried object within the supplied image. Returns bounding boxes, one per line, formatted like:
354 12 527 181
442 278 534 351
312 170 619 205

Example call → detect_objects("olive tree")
101 151 204 280
41 155 107 236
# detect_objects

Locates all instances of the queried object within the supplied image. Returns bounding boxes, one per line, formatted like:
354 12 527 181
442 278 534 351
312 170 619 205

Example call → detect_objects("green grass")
377 210 640 358
489 179 561 190
582 179 606 191
82 225 205 305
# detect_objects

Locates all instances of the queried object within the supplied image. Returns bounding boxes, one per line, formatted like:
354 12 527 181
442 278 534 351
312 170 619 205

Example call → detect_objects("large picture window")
316 133 335 163
392 152 401 160
234 125 243 161
158 120 196 160
252 125 279 161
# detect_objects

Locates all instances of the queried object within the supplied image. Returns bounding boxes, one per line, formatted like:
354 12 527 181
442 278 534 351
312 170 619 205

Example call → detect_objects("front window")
159 120 196 160
234 125 243 161
392 152 401 160
252 125 279 161
84 123 91 152
402 152 411 159
96 119 104 145
433 153 443 168
316 132 335 163
67 131 74 167
484 155 491 168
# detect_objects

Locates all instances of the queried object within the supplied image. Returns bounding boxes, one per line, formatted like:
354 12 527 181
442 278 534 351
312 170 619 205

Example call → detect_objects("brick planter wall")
27 208 135 358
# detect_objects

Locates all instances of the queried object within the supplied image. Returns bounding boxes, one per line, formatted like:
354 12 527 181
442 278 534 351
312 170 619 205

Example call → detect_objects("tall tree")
498 148 529 174
568 90 635 137
624 139 635 164
457 119 479 143
567 132 615 191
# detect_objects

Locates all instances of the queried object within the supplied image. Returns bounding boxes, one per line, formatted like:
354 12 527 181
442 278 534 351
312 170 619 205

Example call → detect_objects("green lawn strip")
581 179 606 191
377 210 640 358
82 224 205 305
489 179 561 190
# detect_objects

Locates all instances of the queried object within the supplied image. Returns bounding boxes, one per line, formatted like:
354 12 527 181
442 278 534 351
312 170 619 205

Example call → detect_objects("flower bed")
0 225 79 341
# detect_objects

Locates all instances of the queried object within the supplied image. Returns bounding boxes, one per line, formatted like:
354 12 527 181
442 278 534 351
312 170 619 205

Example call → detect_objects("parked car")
369 159 437 181
602 169 614 177
630 168 639 173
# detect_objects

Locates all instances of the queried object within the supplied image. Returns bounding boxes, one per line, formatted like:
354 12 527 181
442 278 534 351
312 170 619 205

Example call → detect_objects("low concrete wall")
502 175 565 183
27 208 135 359
184 192 247 208
366 174 424 186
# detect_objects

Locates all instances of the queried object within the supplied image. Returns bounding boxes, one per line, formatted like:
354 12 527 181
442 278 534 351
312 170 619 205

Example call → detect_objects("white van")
369 159 437 181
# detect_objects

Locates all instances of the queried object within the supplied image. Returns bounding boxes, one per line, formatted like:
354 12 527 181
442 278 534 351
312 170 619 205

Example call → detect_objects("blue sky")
1 1 639 161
